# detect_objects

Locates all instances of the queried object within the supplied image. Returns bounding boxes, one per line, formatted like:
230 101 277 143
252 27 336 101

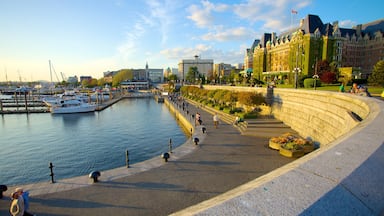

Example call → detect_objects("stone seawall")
164 98 194 135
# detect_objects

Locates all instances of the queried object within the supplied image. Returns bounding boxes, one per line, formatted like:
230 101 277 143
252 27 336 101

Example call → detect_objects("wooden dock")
0 92 154 114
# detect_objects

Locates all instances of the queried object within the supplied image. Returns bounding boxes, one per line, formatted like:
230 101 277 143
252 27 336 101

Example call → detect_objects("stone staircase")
239 118 298 138
185 99 297 138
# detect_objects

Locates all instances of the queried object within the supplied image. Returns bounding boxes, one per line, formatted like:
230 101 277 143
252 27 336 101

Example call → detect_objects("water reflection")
53 112 96 126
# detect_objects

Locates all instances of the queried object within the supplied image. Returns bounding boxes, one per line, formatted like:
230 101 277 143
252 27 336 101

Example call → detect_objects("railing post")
126 150 129 168
169 138 172 153
49 162 55 183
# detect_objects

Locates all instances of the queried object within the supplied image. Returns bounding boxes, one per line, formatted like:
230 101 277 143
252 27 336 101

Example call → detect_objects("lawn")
276 84 383 95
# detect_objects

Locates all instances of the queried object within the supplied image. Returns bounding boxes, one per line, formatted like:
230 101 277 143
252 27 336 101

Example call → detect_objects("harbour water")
0 98 188 186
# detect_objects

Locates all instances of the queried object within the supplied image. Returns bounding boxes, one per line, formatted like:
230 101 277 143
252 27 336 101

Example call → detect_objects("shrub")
303 78 322 88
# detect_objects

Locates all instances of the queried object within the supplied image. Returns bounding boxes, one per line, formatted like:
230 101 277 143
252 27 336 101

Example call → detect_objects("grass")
276 84 383 95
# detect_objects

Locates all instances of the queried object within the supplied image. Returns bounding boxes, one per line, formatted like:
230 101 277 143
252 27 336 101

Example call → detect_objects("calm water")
0 98 188 186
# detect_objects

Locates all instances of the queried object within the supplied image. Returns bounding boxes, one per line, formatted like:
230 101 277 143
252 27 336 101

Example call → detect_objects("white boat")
43 90 90 107
50 98 96 114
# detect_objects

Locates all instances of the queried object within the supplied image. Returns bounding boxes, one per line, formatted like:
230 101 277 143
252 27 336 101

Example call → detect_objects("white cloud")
232 0 311 31
145 0 175 45
160 43 244 64
187 4 214 28
187 0 230 29
339 20 357 28
201 27 255 41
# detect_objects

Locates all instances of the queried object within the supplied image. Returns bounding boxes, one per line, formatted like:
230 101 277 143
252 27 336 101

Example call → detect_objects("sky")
0 0 382 82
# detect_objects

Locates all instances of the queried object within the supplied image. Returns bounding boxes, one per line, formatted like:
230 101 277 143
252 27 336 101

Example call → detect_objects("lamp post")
293 67 301 89
313 74 319 90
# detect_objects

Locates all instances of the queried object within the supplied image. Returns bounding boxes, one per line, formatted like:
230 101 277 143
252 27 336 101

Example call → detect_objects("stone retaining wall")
174 86 384 215
203 86 370 146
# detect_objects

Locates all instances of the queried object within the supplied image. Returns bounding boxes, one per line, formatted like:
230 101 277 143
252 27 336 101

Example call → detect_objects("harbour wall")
173 86 384 215
164 97 194 135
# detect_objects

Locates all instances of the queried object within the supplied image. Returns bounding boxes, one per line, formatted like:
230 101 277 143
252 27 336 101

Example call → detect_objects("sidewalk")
0 98 295 216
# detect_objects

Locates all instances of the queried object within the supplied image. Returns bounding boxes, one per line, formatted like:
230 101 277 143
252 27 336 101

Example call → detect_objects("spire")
146 61 148 70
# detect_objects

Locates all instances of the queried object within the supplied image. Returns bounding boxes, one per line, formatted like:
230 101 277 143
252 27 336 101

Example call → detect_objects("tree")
98 78 106 87
316 60 331 76
168 74 177 81
368 60 384 87
186 67 199 83
320 72 336 84
112 69 132 87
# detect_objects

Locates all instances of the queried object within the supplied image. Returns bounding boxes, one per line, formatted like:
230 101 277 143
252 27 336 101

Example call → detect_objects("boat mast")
49 60 53 94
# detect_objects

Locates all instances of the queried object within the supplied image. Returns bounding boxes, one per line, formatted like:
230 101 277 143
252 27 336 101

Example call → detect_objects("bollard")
162 152 170 162
169 138 173 153
126 150 129 168
89 171 101 183
202 127 206 133
194 137 199 145
49 162 55 183
0 185 7 199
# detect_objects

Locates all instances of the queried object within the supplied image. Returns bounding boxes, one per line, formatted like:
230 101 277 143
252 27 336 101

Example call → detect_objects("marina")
0 90 153 114
0 97 188 186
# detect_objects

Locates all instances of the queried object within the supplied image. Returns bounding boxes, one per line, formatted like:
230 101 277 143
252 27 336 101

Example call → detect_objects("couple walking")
10 187 36 216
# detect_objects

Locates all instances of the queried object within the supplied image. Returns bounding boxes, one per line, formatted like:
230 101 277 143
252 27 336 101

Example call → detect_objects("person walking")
213 113 219 129
10 188 35 216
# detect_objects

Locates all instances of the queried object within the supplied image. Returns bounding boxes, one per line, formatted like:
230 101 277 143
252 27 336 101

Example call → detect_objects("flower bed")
269 133 315 157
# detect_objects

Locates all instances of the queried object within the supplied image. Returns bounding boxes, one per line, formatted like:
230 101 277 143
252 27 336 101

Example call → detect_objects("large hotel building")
246 14 384 84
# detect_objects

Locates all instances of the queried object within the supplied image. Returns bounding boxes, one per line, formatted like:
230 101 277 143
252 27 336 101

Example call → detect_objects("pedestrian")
196 112 201 125
10 188 35 216
234 116 240 125
213 113 219 128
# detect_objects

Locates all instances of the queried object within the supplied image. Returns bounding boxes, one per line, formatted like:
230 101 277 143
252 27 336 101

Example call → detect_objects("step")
245 119 283 124
246 123 291 128
242 128 298 138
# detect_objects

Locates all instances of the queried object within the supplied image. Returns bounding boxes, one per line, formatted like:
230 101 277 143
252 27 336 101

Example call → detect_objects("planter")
279 147 304 158
302 143 315 153
268 140 282 150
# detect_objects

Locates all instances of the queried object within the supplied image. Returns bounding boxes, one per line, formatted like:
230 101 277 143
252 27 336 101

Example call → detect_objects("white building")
178 55 213 83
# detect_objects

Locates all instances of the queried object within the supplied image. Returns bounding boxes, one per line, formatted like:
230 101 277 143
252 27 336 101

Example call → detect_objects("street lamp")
313 74 319 90
293 67 301 89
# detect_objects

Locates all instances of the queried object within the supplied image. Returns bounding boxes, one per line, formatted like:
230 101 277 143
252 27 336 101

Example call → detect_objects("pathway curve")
0 97 295 216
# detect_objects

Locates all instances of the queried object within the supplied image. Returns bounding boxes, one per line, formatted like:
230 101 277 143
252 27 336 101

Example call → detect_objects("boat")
43 90 90 107
49 98 97 114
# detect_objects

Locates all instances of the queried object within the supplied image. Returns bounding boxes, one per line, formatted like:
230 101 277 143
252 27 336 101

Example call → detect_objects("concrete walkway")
0 98 295 216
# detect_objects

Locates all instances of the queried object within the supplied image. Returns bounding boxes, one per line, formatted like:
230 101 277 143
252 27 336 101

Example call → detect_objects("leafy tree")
368 60 384 87
98 78 106 87
112 69 133 87
316 60 330 76
320 72 336 84
168 74 177 81
186 66 199 83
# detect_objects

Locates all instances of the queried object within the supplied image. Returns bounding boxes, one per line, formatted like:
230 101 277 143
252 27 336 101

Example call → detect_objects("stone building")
250 14 384 84
178 55 214 83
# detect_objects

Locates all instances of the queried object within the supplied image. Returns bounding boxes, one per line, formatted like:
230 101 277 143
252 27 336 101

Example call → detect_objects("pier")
0 91 154 114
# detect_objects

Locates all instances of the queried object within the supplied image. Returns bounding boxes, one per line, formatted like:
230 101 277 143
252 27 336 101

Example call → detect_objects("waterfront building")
79 76 92 83
120 80 149 90
178 55 214 83
213 63 234 83
249 14 384 84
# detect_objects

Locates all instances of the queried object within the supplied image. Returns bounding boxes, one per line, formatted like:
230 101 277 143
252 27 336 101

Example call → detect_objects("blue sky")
0 0 382 82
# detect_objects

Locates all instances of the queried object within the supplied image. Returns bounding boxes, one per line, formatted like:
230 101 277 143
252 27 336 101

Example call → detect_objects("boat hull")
50 104 97 114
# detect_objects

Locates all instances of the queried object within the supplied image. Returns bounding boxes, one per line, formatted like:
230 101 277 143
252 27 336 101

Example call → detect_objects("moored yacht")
49 98 96 114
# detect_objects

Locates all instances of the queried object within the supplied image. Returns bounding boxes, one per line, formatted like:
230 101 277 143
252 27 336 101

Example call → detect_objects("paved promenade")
0 98 295 216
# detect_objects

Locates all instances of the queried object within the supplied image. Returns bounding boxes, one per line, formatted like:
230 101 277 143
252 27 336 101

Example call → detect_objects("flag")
291 9 298 14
